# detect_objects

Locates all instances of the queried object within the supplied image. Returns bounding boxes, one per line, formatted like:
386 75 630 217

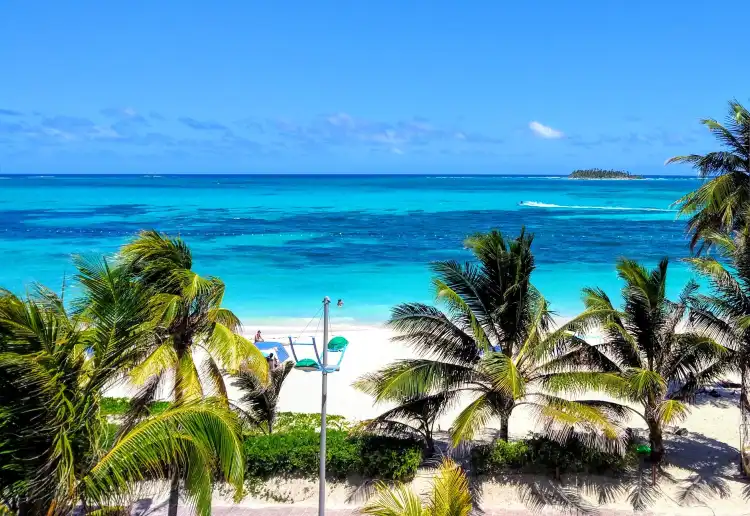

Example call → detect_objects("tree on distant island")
569 169 643 179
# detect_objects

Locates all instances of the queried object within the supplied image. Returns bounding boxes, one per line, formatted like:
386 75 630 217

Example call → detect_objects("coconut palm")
578 257 729 464
667 99 750 251
0 287 244 515
356 392 455 455
115 230 267 516
685 229 750 469
355 229 627 448
361 459 472 516
232 360 293 434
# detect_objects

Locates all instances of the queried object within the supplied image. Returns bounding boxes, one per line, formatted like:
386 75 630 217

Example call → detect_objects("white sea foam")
519 200 675 212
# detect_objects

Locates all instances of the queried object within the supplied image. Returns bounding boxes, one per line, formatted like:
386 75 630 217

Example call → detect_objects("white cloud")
529 121 564 139
326 112 355 127
391 147 404 155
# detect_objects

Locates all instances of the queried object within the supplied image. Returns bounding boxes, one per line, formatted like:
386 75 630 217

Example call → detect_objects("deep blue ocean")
0 174 701 324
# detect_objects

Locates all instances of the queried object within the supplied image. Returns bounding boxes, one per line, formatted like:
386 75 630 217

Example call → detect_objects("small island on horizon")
568 168 643 180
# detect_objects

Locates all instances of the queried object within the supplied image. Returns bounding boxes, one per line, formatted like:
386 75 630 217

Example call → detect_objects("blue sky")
1 1 748 175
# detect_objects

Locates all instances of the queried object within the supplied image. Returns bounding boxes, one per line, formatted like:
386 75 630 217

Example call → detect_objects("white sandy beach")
108 317 750 514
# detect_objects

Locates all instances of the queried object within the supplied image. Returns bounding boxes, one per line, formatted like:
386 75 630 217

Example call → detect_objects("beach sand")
108 319 750 514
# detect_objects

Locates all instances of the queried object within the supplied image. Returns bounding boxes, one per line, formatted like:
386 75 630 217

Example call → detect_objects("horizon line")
0 172 699 178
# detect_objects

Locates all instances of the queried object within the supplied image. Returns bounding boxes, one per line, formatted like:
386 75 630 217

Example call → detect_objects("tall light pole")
319 296 330 516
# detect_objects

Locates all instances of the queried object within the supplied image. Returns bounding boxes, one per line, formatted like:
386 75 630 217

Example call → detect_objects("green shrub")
472 440 530 473
358 434 423 481
100 397 131 415
243 430 422 481
100 397 171 416
273 411 351 433
472 434 636 476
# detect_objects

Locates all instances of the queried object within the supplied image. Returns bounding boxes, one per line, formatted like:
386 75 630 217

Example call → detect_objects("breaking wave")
519 201 675 212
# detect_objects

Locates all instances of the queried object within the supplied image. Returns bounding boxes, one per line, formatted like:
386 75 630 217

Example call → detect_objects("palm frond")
425 459 472 516
655 399 689 426
480 352 525 399
361 482 425 516
130 343 178 386
82 402 243 516
361 459 472 516
387 303 481 364
353 359 477 402
450 392 507 446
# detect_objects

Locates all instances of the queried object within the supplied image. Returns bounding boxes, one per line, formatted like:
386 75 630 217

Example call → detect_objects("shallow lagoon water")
0 175 700 324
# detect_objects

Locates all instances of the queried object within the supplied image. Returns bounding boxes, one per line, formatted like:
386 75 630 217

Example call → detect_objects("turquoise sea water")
0 175 700 324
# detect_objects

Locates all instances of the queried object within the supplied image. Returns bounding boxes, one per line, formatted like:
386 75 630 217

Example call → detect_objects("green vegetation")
574 258 727 464
668 99 750 475
355 228 625 451
89 403 407 481
568 169 643 179
243 430 423 481
273 411 351 432
361 459 472 516
101 397 171 416
232 361 294 434
117 230 268 516
668 99 750 250
471 434 638 477
687 231 750 457
0 287 245 516
0 231 267 515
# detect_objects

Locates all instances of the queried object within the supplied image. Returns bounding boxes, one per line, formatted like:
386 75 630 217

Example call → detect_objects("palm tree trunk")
646 415 665 464
168 471 180 516
740 364 750 475
741 365 750 426
425 428 435 456
169 333 189 516
499 415 510 442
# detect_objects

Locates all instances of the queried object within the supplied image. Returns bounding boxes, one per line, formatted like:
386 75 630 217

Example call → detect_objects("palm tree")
667 99 750 251
355 229 626 448
685 228 750 471
578 258 729 464
115 230 267 516
232 360 293 434
356 392 455 455
361 459 472 516
0 287 244 515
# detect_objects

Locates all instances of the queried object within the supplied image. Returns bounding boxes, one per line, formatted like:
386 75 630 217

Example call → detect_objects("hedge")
100 397 171 416
243 430 423 481
472 434 637 476
101 401 421 481
273 411 350 432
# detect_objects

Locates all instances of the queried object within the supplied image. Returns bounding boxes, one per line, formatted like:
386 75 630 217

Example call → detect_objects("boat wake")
519 201 675 212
